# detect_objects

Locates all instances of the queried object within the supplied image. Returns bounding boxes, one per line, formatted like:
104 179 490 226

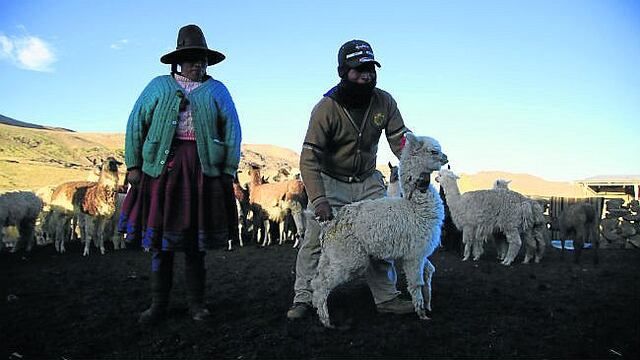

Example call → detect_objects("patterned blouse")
173 73 203 141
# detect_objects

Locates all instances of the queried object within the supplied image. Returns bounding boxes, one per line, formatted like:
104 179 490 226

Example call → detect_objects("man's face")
347 63 376 84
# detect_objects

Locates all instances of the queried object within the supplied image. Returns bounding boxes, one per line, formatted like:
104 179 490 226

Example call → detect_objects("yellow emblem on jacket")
372 112 385 128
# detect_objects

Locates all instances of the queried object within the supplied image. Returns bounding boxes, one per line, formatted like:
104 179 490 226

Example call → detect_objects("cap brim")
345 58 381 69
160 47 226 66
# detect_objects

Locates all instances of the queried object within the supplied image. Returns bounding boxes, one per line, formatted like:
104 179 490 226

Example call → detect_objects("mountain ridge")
0 121 585 197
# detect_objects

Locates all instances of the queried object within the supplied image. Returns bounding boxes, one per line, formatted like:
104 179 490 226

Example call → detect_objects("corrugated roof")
579 175 640 183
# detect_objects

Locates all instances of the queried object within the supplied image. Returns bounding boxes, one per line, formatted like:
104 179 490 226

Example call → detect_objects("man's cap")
338 39 381 72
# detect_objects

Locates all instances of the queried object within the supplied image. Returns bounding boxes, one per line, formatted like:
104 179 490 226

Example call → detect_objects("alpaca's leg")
311 252 359 328
292 211 305 248
311 254 333 328
533 226 546 263
278 221 285 245
238 214 244 247
402 258 435 320
98 219 107 255
495 235 509 261
590 223 599 265
54 222 63 253
501 229 522 266
80 216 91 256
263 220 271 246
462 229 473 261
23 218 36 252
59 219 69 253
292 234 300 249
471 236 485 261
573 227 585 264
522 231 535 264
401 257 430 320
421 258 435 317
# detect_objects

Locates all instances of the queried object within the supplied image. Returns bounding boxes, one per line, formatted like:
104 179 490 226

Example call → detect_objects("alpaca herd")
227 166 307 250
0 143 610 272
0 136 623 333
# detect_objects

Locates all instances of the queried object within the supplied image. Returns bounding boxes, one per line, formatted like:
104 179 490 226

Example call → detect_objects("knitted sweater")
125 75 242 178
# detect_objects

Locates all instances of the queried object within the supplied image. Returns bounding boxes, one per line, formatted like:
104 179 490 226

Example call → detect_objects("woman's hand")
126 168 142 186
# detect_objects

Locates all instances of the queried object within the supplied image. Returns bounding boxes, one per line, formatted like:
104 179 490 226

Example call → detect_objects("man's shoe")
286 302 312 320
376 297 414 315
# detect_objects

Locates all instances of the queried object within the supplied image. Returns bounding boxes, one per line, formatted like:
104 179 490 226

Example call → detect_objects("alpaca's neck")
249 172 262 187
98 172 118 191
440 179 463 220
387 182 401 197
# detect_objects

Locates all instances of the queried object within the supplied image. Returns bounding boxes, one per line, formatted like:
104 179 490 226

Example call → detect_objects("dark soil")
1 241 639 359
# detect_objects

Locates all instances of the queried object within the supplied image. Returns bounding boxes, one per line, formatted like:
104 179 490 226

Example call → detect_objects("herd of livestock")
0 152 607 268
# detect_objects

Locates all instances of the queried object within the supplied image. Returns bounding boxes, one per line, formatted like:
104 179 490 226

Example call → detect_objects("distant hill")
0 123 126 191
0 113 74 132
0 122 302 192
455 170 586 198
0 118 587 198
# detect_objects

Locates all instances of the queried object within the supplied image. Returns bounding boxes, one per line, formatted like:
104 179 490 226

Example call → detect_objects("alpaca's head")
388 162 399 184
493 179 511 190
398 133 447 194
98 157 122 189
434 168 460 194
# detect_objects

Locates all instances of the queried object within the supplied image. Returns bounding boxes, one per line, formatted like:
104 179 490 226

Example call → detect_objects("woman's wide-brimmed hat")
160 24 225 66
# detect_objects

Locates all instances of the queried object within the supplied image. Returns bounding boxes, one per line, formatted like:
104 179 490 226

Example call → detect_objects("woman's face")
180 55 208 81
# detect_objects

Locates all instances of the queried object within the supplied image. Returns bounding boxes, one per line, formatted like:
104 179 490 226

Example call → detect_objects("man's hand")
314 200 334 222
126 168 142 187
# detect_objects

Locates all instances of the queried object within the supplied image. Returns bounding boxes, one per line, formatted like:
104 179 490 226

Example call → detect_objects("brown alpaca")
71 157 122 256
247 167 306 247
559 202 599 264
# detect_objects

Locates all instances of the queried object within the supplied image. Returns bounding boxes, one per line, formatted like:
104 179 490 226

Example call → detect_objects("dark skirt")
118 140 238 252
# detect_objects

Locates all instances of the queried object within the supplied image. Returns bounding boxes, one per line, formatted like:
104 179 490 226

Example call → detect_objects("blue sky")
1 0 638 181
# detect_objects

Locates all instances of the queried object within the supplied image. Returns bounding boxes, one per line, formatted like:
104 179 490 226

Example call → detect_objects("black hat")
160 24 225 66
337 39 381 78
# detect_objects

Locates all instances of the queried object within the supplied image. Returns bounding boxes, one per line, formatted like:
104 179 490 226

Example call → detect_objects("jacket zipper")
338 97 373 180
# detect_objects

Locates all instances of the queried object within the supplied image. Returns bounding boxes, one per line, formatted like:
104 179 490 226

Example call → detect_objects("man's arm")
299 100 333 208
384 95 411 159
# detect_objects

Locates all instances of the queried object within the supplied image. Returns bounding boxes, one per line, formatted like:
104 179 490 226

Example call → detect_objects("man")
287 39 413 319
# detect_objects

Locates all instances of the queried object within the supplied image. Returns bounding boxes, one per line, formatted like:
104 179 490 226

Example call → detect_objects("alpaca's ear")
403 132 418 152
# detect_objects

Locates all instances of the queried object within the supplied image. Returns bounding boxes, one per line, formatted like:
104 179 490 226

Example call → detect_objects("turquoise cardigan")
125 75 242 178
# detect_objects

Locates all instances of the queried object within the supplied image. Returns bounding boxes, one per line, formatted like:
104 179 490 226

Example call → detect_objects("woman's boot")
139 251 174 325
185 250 211 321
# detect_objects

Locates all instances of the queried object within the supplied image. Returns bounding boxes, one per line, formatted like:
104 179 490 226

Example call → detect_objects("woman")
119 24 242 325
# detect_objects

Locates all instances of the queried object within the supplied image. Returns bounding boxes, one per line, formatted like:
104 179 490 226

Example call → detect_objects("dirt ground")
1 240 639 359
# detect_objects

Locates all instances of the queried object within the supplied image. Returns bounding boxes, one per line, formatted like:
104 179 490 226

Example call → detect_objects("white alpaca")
491 179 547 264
436 169 539 266
0 191 44 252
311 133 448 328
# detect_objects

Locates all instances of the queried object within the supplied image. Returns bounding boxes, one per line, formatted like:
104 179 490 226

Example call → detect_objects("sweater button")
164 149 169 154
160 160 165 165
172 120 177 125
